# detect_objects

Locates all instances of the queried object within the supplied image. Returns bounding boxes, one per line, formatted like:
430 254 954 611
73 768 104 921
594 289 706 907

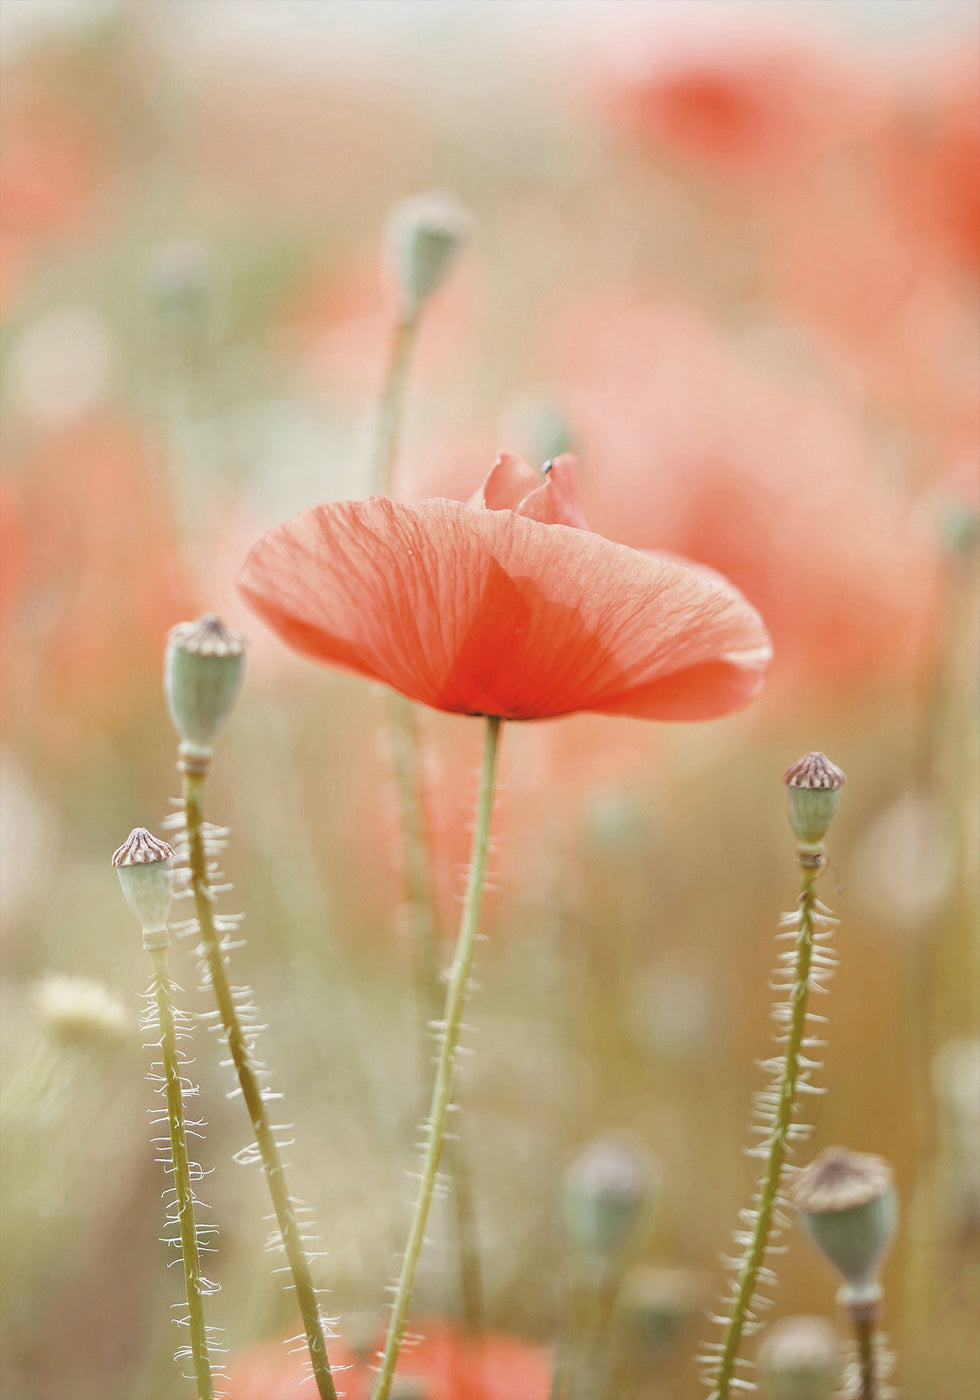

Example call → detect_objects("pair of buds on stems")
113 614 246 933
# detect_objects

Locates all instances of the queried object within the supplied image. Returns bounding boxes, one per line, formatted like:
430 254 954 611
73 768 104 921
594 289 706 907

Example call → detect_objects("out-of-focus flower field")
1 3 977 1398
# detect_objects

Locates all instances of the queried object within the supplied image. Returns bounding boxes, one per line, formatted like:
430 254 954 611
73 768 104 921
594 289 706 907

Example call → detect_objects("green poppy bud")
789 1147 897 1309
757 1315 840 1400
386 192 469 313
112 828 175 949
617 1264 705 1361
563 1132 658 1281
783 753 845 852
165 613 248 763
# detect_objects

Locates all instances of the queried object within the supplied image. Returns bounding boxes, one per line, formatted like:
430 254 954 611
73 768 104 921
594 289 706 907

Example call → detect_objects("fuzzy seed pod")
563 1132 658 1280
165 613 248 762
112 828 175 947
617 1263 705 1360
789 1148 897 1308
757 1315 840 1400
783 753 845 852
33 973 129 1048
385 192 469 313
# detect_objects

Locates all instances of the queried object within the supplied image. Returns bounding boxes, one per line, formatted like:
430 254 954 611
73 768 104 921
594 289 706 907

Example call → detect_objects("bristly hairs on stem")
163 615 340 1400
114 828 224 1400
701 753 846 1400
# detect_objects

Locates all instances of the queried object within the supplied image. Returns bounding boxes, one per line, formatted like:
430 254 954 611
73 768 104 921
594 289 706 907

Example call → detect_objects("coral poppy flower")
224 1319 551 1400
238 454 771 722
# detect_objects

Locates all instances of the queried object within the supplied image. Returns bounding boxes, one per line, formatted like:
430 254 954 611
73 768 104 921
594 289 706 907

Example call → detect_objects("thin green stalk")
386 690 485 1329
182 764 338 1400
370 309 419 496
707 855 824 1400
150 943 215 1400
853 1312 876 1400
371 714 503 1400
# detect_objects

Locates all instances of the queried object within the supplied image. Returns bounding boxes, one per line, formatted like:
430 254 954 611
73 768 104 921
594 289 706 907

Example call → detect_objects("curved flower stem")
708 854 823 1400
370 309 419 496
372 714 503 1400
149 943 215 1400
182 764 338 1400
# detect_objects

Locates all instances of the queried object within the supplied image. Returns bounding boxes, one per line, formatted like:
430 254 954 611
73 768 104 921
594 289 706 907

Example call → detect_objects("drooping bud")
757 1315 840 1400
34 973 129 1049
783 753 845 852
165 613 248 764
385 192 469 314
789 1148 897 1312
112 828 175 949
563 1132 658 1282
616 1263 705 1361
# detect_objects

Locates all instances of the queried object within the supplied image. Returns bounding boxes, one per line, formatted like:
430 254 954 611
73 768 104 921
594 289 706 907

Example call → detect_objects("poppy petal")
239 497 771 722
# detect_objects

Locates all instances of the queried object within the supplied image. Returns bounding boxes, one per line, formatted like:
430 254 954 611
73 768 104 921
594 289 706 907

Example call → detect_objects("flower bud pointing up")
783 752 845 853
789 1147 897 1312
563 1132 658 1282
757 1315 840 1400
165 613 247 765
385 192 469 314
112 828 175 949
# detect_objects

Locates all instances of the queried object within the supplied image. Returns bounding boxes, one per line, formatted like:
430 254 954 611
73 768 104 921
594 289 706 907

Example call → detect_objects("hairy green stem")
150 943 215 1400
372 714 503 1400
182 764 338 1400
386 691 485 1329
370 309 419 496
708 855 823 1400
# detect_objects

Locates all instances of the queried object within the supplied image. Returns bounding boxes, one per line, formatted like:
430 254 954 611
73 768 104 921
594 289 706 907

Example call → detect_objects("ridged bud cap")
563 1132 658 1279
112 828 175 946
783 753 845 851
757 1315 840 1400
165 613 248 761
789 1147 897 1303
385 192 469 312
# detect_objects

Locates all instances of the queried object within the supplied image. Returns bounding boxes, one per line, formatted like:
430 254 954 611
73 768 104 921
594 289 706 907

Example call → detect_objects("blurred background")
1 2 977 1397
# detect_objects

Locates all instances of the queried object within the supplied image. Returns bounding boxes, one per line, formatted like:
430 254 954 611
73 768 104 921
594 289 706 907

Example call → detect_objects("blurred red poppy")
224 1319 550 1400
238 454 771 723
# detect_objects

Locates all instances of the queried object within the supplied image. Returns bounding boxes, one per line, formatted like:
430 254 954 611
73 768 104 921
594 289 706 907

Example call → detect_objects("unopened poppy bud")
34 973 129 1049
783 753 845 852
789 1148 897 1310
617 1264 705 1359
112 828 175 948
386 192 469 313
165 613 248 763
757 1315 840 1400
563 1132 657 1279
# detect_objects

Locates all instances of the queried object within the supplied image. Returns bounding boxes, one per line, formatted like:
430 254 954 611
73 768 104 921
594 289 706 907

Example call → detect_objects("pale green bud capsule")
617 1264 705 1361
386 192 469 313
783 752 845 852
165 613 248 764
757 1315 840 1400
789 1148 897 1309
563 1132 658 1280
112 828 175 948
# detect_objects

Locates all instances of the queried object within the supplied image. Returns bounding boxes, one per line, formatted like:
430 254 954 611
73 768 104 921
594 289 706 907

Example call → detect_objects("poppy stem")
147 942 216 1400
371 713 503 1400
180 762 339 1400
370 308 419 496
386 691 485 1330
706 853 830 1400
